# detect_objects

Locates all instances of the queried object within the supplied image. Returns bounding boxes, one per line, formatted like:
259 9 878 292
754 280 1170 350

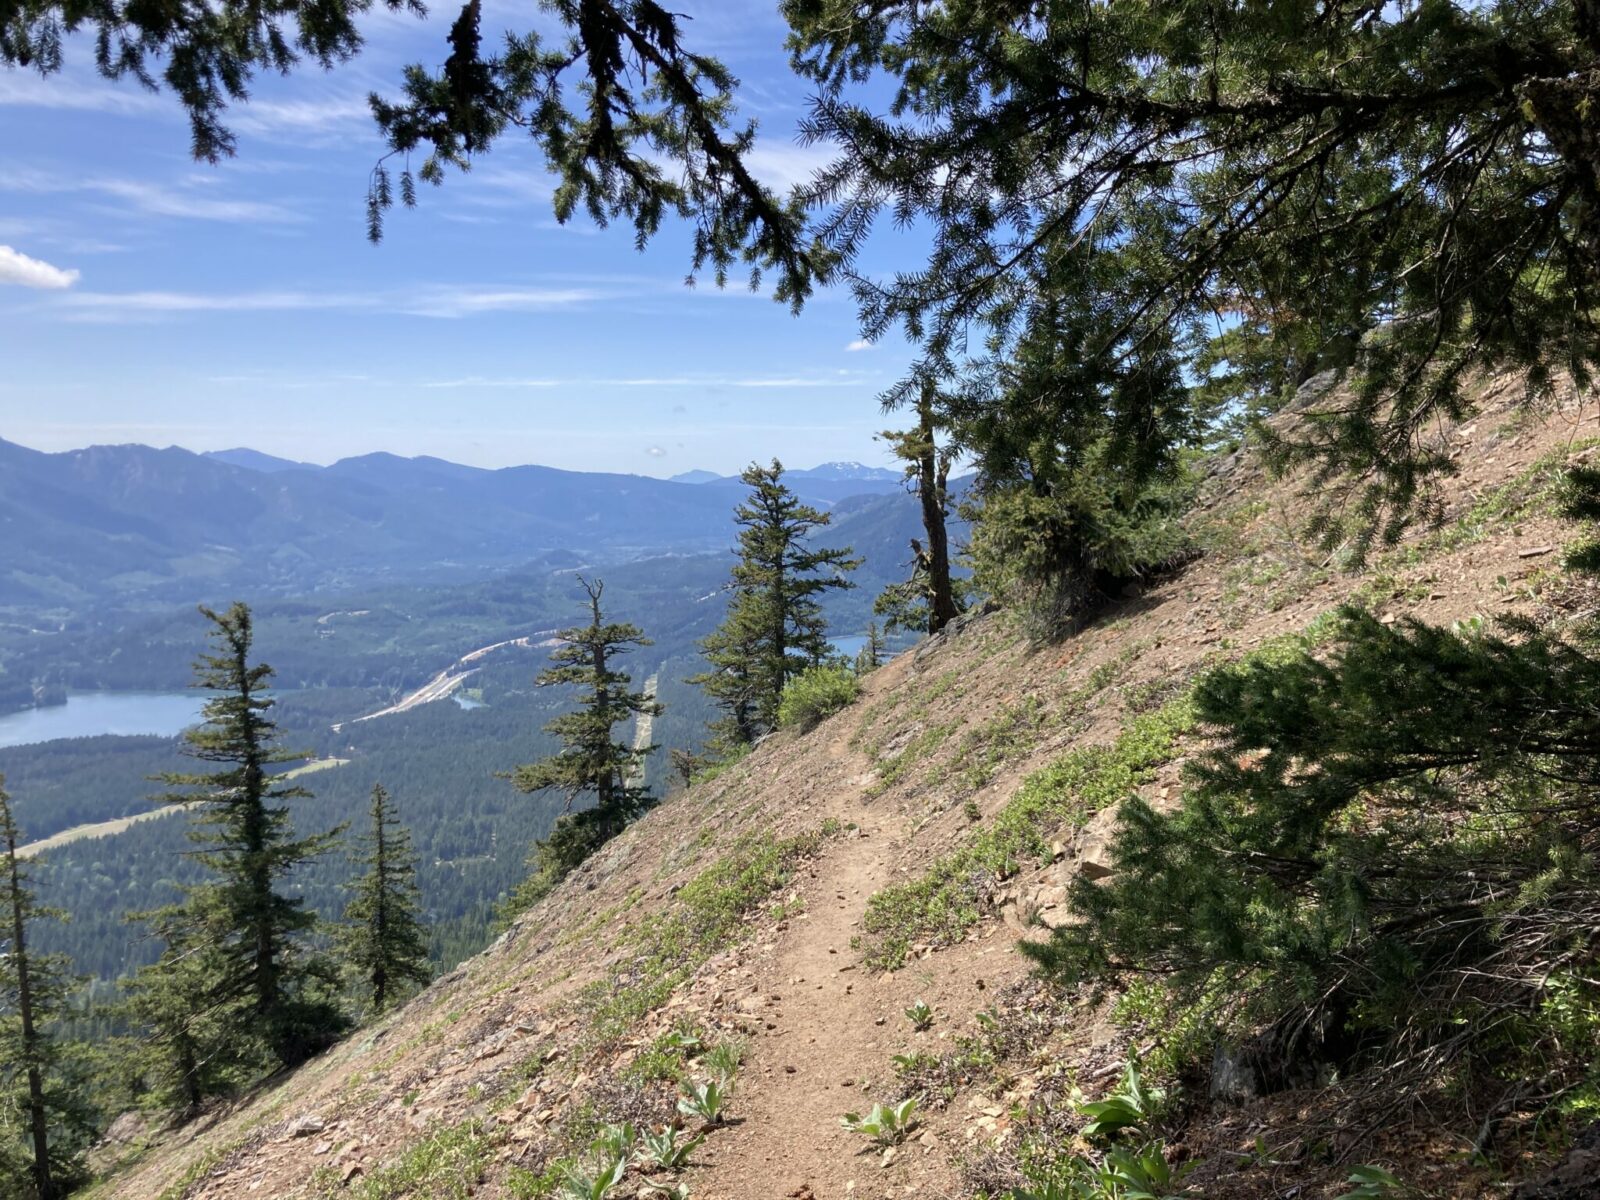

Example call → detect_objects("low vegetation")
840 1098 918 1147
860 698 1196 970
577 828 827 1046
777 663 862 731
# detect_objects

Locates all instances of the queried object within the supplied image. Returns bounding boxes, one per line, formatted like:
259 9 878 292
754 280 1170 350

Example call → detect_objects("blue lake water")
830 635 868 657
0 692 205 748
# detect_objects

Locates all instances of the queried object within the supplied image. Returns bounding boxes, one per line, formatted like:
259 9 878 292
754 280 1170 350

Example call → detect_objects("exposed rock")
102 1111 148 1146
284 1114 326 1139
1075 807 1121 881
1208 1043 1260 1104
474 1030 512 1060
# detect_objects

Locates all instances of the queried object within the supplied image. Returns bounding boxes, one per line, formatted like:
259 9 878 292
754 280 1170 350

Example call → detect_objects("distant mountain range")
669 460 907 505
0 439 934 610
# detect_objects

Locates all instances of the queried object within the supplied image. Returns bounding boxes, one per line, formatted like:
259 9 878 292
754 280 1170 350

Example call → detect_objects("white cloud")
0 71 164 116
230 96 373 139
744 139 838 192
1 167 302 224
50 283 603 321
845 339 873 352
645 445 668 457
422 372 868 390
0 245 79 289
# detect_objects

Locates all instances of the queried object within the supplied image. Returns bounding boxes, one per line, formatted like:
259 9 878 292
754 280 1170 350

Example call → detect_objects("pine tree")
692 461 860 747
154 602 347 1069
879 387 962 635
119 898 245 1113
503 579 660 913
788 1 1599 546
338 784 431 1014
0 778 89 1198
1029 477 1600 1125
3 1 817 303
855 622 884 674
950 291 1196 639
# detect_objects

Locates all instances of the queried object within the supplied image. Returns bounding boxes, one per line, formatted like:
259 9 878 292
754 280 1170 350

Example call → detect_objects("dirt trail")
692 722 961 1200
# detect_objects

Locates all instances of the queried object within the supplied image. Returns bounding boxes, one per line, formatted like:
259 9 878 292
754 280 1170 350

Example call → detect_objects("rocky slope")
86 371 1597 1200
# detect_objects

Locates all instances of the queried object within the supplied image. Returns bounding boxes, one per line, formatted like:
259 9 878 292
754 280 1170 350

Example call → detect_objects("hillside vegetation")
80 376 1598 1200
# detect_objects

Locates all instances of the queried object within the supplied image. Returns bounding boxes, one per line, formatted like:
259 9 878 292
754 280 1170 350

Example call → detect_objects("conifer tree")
0 778 89 1199
855 622 885 674
1031 478 1600 1126
692 461 860 747
504 579 660 912
950 291 1196 638
880 388 961 635
338 784 431 1014
154 602 347 1069
119 899 243 1113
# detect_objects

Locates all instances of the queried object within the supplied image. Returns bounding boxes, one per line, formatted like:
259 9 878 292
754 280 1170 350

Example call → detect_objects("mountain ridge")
0 438 918 610
82 381 1593 1200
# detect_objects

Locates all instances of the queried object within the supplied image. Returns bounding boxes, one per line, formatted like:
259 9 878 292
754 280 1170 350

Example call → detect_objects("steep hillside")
86 375 1596 1200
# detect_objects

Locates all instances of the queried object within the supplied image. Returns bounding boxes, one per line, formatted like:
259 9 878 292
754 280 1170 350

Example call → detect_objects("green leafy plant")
678 1078 729 1125
660 1030 703 1055
590 1123 638 1163
905 999 935 1031
638 1126 705 1172
1335 1166 1405 1199
1077 1059 1165 1140
1012 1141 1193 1200
559 1154 628 1200
841 1098 919 1146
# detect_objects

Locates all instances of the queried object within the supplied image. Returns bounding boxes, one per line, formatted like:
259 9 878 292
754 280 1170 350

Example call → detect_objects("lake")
0 692 205 748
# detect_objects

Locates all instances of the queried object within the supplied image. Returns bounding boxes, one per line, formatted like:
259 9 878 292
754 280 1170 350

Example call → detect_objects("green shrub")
841 1098 918 1146
1031 604 1600 1130
779 664 862 731
704 1038 745 1084
358 1120 492 1200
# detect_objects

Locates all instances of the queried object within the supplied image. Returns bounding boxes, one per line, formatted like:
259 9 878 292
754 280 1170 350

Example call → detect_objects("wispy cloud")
0 70 164 116
744 139 837 192
50 283 604 321
0 217 129 255
93 179 301 223
231 96 374 138
422 372 870 390
845 338 873 352
1 167 304 224
0 245 80 289
454 163 558 208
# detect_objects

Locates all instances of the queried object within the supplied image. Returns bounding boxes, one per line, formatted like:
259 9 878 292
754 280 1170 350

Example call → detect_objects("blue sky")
0 1 912 475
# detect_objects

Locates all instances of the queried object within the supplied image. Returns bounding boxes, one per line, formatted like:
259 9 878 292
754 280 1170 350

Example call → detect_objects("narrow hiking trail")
691 726 967 1200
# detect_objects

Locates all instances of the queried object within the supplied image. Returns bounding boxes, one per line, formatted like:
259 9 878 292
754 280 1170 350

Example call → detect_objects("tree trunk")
916 392 960 634
3 806 56 1200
